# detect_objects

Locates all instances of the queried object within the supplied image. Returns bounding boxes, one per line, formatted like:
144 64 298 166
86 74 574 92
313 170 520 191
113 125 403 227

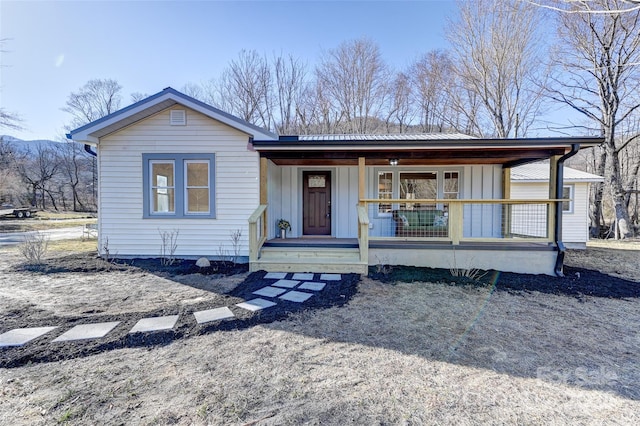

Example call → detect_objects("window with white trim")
400 172 437 209
443 171 459 199
143 154 215 219
562 185 574 213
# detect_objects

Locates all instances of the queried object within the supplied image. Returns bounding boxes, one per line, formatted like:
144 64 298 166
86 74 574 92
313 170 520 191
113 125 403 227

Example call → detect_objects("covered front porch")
248 135 602 276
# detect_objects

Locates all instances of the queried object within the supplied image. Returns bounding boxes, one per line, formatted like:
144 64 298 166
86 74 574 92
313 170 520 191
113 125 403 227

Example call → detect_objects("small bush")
19 231 49 265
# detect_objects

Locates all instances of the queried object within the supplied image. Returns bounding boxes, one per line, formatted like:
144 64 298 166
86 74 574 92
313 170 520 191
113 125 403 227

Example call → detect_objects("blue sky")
2 0 457 140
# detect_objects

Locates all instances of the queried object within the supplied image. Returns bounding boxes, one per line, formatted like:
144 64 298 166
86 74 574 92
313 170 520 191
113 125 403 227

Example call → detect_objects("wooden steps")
250 246 368 274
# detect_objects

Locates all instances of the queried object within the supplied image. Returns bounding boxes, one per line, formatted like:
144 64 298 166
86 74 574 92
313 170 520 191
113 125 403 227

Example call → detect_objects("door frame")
300 168 335 237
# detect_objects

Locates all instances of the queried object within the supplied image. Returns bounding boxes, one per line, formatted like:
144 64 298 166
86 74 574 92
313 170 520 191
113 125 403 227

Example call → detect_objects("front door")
303 171 331 235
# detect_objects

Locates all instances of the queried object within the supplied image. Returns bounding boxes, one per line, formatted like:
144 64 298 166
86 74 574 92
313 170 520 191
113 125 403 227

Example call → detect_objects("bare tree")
525 0 640 13
62 79 123 128
446 0 548 137
15 144 61 210
410 50 459 133
315 38 390 134
62 78 123 209
212 50 273 130
385 71 414 133
0 39 24 131
273 54 307 135
548 0 640 238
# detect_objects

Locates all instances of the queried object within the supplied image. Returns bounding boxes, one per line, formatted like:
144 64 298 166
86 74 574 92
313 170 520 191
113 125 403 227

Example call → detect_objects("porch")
248 199 562 276
248 134 602 276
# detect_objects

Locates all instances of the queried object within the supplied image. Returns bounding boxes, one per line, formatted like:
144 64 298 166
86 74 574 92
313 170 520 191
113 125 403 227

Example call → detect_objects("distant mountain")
0 136 64 154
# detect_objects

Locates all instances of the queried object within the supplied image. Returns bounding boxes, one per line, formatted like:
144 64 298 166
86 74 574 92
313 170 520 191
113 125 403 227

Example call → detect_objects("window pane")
562 186 571 212
187 162 209 187
186 161 210 214
187 188 209 212
152 163 174 187
378 172 393 213
400 172 436 209
151 162 174 213
153 188 175 213
444 172 459 193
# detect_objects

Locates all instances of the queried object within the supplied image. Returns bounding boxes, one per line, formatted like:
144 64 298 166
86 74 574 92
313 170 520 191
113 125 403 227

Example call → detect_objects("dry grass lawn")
0 240 639 425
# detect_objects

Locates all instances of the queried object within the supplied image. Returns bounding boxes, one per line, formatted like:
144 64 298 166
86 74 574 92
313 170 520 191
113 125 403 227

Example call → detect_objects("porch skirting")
368 243 557 276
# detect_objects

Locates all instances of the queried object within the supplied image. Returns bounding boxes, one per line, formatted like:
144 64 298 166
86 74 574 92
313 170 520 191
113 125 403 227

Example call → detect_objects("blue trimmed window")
142 153 216 219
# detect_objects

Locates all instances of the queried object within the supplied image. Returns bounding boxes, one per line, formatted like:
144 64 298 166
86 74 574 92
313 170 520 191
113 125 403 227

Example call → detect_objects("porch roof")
252 135 603 167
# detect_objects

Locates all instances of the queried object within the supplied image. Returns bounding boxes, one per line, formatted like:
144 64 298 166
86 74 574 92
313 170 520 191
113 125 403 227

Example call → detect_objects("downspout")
84 144 97 157
554 143 580 277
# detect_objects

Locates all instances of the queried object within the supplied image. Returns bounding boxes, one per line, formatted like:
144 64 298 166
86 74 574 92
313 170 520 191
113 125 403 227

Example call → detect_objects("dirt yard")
0 240 639 425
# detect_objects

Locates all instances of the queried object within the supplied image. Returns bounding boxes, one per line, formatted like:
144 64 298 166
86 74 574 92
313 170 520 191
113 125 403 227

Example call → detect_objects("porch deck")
249 199 563 276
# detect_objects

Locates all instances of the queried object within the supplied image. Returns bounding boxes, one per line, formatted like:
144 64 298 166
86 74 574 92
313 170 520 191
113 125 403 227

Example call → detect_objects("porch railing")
360 199 564 244
248 204 267 262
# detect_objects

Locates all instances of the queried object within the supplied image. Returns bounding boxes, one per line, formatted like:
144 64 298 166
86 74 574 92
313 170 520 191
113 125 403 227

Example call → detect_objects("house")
67 87 603 276
510 163 604 249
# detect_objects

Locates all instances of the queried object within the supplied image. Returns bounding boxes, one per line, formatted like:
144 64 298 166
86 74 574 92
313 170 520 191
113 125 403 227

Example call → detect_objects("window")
143 154 215 219
400 172 437 209
562 185 574 213
443 172 459 199
377 171 393 213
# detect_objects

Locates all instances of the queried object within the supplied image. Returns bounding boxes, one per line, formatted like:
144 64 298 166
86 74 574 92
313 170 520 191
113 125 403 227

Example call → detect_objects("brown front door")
303 171 331 235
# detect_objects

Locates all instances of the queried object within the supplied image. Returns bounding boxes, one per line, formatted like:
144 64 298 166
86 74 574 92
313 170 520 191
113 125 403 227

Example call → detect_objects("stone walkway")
0 272 342 348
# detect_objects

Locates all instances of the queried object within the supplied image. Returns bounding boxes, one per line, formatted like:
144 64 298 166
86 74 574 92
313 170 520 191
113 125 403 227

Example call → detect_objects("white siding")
461 165 503 238
98 107 259 258
511 181 591 244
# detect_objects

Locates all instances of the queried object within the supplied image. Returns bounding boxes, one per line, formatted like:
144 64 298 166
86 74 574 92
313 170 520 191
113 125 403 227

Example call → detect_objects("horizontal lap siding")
510 181 589 244
98 107 259 257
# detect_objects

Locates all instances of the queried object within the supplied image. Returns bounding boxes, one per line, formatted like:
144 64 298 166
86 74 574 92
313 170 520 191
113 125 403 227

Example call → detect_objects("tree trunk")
589 147 607 237
606 144 633 238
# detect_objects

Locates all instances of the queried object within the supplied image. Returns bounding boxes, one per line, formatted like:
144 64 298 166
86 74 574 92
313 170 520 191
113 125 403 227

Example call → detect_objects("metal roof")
511 162 604 182
296 133 476 141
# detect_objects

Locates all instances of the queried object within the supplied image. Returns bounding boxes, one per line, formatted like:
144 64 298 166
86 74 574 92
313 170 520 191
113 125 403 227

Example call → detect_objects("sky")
1 0 459 141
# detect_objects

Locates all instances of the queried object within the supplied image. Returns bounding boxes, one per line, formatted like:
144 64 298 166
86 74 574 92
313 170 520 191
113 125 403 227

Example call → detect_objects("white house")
511 163 603 249
67 88 603 276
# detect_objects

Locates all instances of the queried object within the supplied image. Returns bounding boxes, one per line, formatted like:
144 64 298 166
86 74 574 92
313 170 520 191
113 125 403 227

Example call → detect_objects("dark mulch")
369 265 640 299
1 258 360 368
14 253 249 276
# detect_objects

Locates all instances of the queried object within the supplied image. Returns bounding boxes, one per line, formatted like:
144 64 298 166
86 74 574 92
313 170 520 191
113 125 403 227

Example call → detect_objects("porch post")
358 157 366 205
503 167 512 237
260 156 268 237
548 155 560 242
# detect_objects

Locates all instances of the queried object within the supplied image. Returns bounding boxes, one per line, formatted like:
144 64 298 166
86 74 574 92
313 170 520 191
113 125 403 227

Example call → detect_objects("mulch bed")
1 256 360 368
369 265 640 299
3 252 639 368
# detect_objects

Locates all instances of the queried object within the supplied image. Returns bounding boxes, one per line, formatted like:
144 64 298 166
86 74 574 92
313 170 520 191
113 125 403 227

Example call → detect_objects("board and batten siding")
98 107 259 258
267 166 358 238
510 181 590 245
366 164 503 238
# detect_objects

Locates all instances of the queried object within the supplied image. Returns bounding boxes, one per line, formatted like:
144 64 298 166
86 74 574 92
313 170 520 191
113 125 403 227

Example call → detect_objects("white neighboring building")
511 162 604 249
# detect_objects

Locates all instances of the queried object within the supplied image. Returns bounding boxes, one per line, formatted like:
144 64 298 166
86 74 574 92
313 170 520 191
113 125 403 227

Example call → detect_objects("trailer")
0 207 36 219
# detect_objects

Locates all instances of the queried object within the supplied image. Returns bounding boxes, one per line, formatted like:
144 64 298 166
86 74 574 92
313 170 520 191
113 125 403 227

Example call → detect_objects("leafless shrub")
375 254 393 275
159 229 179 266
18 231 49 264
99 237 118 271
230 229 242 263
449 248 487 281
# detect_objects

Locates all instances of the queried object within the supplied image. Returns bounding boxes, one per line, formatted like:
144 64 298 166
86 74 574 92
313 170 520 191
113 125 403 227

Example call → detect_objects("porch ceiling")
253 136 603 167
260 147 572 167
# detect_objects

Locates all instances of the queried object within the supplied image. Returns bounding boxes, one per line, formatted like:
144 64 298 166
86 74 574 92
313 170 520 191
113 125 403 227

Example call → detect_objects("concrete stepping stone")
253 286 287 298
52 321 120 343
292 273 314 281
194 307 235 324
272 279 300 289
236 298 277 312
279 291 313 303
0 326 58 348
129 315 179 333
299 281 326 291
264 272 287 279
320 273 342 281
